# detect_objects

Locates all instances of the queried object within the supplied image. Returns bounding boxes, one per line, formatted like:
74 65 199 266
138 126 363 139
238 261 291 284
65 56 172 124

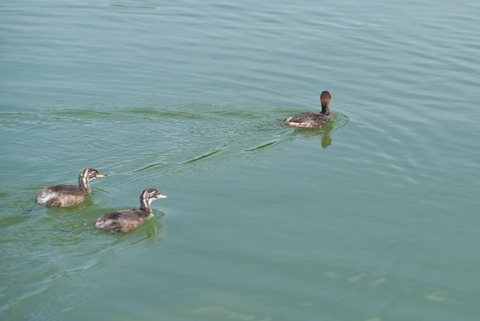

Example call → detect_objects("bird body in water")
93 188 167 233
36 168 104 207
284 90 334 128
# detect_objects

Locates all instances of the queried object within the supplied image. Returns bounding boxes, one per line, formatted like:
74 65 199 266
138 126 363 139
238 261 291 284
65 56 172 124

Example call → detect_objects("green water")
1 1 480 320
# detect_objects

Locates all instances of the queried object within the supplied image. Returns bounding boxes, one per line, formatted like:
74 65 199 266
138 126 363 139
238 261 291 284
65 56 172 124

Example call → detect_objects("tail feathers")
36 190 53 205
93 218 106 228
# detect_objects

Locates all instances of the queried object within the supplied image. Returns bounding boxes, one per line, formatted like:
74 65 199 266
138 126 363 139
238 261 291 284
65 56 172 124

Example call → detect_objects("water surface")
1 1 480 320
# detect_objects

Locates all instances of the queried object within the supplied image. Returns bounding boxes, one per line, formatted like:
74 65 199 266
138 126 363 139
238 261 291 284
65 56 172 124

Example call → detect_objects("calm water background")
1 0 479 320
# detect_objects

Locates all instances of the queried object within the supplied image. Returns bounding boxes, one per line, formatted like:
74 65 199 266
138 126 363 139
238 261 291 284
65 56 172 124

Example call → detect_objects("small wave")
183 150 222 164
246 140 278 152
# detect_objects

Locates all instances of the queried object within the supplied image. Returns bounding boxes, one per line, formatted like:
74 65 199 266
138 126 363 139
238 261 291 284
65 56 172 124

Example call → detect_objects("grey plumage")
94 188 167 233
36 168 104 207
284 90 334 128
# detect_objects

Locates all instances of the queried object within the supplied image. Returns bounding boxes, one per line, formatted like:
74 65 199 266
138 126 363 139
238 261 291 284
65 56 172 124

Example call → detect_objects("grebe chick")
93 188 167 233
36 168 104 207
284 90 334 128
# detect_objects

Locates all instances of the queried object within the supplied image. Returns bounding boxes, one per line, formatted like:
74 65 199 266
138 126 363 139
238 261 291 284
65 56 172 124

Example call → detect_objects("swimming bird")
284 90 334 128
36 168 104 207
93 188 167 233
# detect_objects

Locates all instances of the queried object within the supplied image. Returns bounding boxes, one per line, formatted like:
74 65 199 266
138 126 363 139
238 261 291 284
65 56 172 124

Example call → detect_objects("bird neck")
78 172 92 194
140 197 153 215
321 105 330 114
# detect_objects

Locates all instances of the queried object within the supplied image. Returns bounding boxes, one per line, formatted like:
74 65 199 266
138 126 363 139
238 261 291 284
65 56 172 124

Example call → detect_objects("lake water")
1 1 479 320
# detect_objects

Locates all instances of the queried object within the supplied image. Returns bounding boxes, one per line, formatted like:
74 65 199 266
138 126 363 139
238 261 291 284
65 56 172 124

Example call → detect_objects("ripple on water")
2 1 480 319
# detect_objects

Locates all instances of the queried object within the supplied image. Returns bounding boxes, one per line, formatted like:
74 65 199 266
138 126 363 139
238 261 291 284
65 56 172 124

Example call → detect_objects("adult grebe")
284 90 334 128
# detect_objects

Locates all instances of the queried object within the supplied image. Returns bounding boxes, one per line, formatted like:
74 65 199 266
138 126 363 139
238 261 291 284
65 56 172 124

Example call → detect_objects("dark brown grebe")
284 90 334 128
36 168 104 207
93 188 167 233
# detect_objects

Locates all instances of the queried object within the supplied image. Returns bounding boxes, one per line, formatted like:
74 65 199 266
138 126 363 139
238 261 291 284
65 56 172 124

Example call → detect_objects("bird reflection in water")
293 121 334 149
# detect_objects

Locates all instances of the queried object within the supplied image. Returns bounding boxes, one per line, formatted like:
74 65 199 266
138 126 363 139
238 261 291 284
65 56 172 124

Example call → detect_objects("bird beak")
156 193 167 199
96 173 105 178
